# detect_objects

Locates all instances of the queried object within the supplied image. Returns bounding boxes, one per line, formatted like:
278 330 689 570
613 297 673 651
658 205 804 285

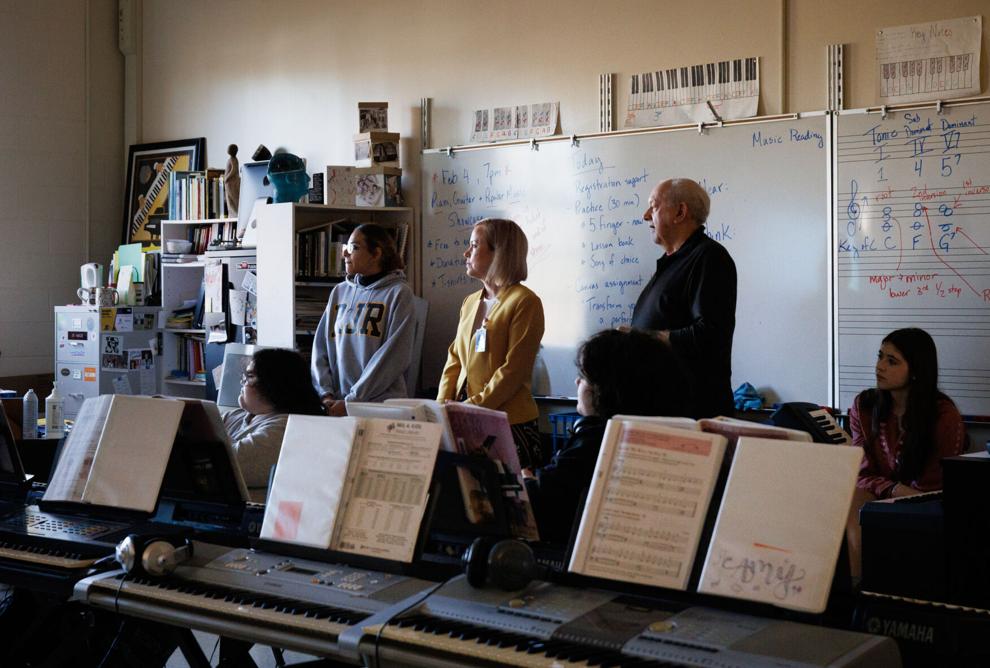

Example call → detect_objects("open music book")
260 415 442 563
570 419 861 613
698 436 861 612
43 395 185 513
569 421 727 590
383 398 541 541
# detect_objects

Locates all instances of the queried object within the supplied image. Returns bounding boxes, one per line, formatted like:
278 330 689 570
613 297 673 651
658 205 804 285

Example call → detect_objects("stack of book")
165 307 195 329
295 294 327 334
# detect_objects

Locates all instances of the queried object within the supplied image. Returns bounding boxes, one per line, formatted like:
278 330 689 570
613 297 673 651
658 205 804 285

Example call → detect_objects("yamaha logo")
866 616 936 644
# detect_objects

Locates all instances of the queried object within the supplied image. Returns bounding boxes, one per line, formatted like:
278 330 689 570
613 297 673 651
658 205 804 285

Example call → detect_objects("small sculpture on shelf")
267 152 310 204
224 144 240 217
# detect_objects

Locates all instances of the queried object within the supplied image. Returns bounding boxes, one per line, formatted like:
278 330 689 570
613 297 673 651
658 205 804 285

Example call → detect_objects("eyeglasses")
343 242 363 253
241 370 258 385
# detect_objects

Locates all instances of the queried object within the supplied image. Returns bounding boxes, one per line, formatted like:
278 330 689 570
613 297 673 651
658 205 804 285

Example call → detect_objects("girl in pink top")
849 327 968 499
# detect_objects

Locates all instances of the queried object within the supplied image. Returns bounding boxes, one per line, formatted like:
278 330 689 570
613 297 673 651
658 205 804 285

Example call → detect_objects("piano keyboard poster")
123 138 205 246
876 16 981 105
625 57 759 128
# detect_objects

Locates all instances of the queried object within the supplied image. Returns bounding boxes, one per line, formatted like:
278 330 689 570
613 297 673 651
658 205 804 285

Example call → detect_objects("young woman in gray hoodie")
311 223 416 416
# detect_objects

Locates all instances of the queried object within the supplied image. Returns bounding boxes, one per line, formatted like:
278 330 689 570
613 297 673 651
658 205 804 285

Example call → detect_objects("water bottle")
22 389 38 439
44 383 65 440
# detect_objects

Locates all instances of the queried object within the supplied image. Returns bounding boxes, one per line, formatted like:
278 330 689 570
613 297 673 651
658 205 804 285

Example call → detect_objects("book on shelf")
161 253 204 264
294 219 351 281
260 415 442 563
168 169 228 221
166 332 205 381
42 395 185 512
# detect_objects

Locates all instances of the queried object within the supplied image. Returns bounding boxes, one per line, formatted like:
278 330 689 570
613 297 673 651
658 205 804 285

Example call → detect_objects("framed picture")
122 138 206 246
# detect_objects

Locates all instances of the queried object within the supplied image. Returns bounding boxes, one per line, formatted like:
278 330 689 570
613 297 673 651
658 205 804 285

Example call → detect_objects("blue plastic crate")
548 411 581 453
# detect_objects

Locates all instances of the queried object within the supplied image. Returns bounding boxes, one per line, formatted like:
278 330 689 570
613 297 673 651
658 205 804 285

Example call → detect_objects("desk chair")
405 296 429 398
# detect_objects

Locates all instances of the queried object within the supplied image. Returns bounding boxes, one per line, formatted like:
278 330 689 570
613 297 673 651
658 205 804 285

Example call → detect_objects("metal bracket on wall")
827 44 844 111
420 98 432 151
599 73 613 132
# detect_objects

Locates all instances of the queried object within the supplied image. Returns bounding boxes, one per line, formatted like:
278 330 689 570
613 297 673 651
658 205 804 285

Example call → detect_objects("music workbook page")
43 395 114 503
332 419 442 563
569 421 726 590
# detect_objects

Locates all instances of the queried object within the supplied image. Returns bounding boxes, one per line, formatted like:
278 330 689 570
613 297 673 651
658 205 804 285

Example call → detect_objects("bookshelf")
255 203 416 357
160 260 208 397
161 218 238 255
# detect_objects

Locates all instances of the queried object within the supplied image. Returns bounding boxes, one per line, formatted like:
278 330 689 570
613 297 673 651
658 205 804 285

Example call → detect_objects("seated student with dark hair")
523 329 691 544
223 348 324 501
845 327 967 577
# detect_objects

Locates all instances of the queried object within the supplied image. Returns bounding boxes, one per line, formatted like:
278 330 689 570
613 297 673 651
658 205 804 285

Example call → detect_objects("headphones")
462 536 537 591
115 534 193 577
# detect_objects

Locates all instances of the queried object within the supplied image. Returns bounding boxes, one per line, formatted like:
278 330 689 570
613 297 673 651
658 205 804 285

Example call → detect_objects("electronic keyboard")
75 542 436 661
365 575 900 667
771 402 852 445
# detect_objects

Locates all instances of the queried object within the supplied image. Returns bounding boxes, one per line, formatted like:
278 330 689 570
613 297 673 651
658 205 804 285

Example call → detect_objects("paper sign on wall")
876 16 982 104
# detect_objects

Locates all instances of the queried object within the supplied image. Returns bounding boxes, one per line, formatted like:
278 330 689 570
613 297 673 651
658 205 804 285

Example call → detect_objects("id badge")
474 327 487 352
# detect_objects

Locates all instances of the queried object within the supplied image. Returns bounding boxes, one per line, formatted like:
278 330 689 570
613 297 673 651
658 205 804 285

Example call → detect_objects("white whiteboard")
835 102 990 415
421 114 831 405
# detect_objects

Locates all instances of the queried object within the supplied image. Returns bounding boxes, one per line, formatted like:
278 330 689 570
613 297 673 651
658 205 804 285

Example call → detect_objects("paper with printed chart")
569 420 726 590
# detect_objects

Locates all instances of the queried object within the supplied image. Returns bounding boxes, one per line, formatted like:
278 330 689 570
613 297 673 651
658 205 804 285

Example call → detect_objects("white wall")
0 0 122 379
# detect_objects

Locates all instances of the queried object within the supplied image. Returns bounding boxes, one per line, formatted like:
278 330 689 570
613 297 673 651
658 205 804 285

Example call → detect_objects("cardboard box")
358 101 389 133
325 165 356 206
353 132 399 168
355 166 402 207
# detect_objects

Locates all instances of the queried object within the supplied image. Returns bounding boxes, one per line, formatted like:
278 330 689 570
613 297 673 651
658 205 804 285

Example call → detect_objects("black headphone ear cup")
463 536 497 588
487 540 537 591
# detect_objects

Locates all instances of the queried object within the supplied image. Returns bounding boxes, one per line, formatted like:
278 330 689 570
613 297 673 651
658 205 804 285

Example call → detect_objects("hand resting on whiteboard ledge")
524 329 691 544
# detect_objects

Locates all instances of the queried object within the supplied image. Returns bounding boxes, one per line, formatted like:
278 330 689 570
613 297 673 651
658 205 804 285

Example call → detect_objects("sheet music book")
611 414 701 431
261 416 442 563
569 420 727 590
43 395 185 512
698 416 812 446
172 399 250 503
384 398 456 451
697 437 861 613
440 402 540 541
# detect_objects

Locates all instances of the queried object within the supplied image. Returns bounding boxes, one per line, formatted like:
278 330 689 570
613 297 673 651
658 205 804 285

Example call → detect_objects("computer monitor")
216 343 270 412
236 161 274 247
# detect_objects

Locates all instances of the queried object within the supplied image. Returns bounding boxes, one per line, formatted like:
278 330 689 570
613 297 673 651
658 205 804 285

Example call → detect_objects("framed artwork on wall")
122 138 206 246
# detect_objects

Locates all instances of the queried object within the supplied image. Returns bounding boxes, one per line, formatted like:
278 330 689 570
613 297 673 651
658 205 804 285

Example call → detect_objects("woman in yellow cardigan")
437 218 546 467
